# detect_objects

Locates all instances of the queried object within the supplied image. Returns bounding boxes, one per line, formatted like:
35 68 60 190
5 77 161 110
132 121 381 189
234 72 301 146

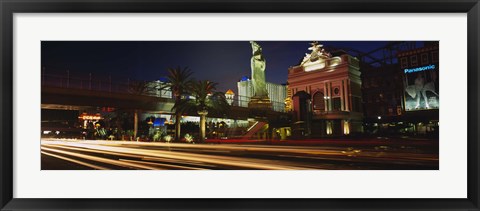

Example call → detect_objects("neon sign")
404 64 436 74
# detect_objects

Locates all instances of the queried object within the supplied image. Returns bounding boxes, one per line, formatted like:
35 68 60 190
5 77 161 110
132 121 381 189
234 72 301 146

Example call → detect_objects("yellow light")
343 121 350 135
326 121 332 135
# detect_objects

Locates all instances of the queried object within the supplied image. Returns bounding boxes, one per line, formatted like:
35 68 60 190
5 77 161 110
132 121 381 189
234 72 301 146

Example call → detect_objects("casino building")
237 77 287 112
287 42 363 137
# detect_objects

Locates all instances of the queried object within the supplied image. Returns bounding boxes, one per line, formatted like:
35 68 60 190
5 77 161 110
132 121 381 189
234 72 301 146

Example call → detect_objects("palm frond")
165 66 195 97
127 80 153 95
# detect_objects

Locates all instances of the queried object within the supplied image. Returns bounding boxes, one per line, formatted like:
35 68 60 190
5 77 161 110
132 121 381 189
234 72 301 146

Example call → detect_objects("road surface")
41 138 438 170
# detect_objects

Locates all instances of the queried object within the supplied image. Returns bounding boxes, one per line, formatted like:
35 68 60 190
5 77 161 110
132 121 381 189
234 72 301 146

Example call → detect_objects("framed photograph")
1 0 479 210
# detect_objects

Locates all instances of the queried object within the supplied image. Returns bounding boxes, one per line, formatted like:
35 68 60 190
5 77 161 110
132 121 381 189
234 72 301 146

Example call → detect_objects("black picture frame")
1 0 479 210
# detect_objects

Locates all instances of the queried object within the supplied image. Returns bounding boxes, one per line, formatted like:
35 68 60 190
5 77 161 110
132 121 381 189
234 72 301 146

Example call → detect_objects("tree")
190 80 230 142
127 80 153 140
161 67 194 142
127 80 151 95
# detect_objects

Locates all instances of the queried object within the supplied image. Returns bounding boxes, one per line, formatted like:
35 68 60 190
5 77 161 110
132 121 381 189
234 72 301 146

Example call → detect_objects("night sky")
41 41 412 92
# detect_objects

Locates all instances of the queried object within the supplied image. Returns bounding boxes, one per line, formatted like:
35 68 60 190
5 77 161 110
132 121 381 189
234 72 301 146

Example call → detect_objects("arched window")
313 92 325 111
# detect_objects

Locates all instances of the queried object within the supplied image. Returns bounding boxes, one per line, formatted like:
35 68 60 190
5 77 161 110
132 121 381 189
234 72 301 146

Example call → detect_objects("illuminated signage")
78 113 102 120
403 63 439 111
404 64 436 74
153 118 166 127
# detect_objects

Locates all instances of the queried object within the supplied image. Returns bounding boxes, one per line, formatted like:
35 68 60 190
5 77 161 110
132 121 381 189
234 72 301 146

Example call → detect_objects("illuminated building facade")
284 84 293 112
361 42 439 136
287 42 363 137
225 89 235 105
146 79 172 98
396 42 439 135
237 77 287 112
398 43 439 111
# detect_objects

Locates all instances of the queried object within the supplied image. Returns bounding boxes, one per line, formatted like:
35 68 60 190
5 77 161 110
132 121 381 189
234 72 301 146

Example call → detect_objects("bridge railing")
42 73 171 99
228 95 286 112
42 73 130 92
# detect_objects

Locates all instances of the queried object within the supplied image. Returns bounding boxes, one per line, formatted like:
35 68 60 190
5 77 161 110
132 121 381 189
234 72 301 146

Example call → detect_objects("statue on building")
250 41 268 97
301 41 332 66
248 41 271 109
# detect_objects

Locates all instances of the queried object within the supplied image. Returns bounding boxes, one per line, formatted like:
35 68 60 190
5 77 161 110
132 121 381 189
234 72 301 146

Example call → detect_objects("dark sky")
41 41 418 92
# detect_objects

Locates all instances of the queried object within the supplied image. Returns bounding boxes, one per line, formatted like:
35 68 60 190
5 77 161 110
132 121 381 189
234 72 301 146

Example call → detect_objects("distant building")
146 79 172 98
360 42 439 136
287 42 363 137
237 77 287 112
284 84 293 112
396 42 439 135
225 89 235 105
398 42 439 111
361 64 404 120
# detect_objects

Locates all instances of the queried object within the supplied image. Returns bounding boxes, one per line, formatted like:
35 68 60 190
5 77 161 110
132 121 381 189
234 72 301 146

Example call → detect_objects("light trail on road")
41 139 439 170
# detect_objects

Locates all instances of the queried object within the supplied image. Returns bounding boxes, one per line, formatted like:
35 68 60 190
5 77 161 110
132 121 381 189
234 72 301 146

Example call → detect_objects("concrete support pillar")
134 109 138 141
198 110 208 142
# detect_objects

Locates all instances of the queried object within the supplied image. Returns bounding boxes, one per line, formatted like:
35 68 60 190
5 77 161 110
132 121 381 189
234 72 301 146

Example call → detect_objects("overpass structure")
42 86 175 113
41 73 290 140
41 84 287 121
41 73 288 121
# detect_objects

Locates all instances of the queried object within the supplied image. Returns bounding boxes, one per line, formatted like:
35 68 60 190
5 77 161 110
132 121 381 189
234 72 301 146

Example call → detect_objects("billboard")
404 64 439 111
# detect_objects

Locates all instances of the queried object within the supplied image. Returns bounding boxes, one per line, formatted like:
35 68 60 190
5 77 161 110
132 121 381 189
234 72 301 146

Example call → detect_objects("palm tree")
190 80 229 142
127 80 151 95
162 67 194 142
127 80 152 140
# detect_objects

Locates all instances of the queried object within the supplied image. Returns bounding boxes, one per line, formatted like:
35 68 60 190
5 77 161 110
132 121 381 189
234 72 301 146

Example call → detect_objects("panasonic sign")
404 64 436 74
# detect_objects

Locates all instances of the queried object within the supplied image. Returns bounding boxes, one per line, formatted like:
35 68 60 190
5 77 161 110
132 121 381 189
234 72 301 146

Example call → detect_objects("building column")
324 83 329 111
341 80 345 111
329 82 333 111
344 79 350 111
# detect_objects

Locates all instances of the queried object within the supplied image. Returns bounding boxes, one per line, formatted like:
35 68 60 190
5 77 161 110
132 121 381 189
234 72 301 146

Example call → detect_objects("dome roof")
225 89 235 95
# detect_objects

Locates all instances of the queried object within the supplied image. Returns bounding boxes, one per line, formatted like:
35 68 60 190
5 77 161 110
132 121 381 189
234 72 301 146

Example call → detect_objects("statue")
248 41 271 109
301 41 332 66
250 41 268 97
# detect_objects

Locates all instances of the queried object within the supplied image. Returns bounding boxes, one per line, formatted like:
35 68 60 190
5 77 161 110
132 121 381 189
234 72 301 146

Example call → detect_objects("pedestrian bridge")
42 86 175 113
41 73 287 120
41 86 287 121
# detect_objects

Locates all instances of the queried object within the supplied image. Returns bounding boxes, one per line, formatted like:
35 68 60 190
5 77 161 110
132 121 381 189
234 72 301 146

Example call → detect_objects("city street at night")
41 41 440 170
41 138 438 170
